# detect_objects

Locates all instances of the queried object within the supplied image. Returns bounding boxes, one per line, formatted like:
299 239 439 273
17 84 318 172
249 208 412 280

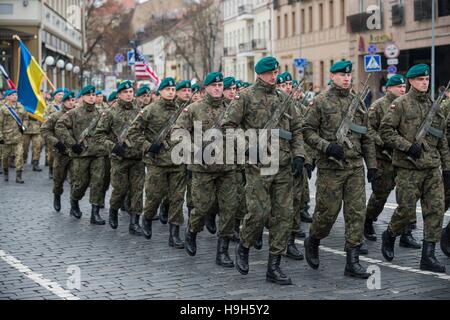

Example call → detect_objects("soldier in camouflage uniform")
55 85 107 225
302 61 377 279
107 91 118 107
175 72 238 268
191 84 202 103
0 90 29 183
364 74 420 249
127 77 186 248
95 80 144 236
222 57 305 285
440 89 450 257
41 91 76 212
22 112 43 172
380 64 450 273
95 91 108 111
136 86 152 109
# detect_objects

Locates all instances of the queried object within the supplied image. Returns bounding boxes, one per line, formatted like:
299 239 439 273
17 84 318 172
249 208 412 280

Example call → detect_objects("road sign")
297 67 305 78
387 58 399 65
294 58 308 69
367 44 377 55
115 53 125 63
384 43 400 59
127 50 135 66
387 65 398 74
364 55 382 72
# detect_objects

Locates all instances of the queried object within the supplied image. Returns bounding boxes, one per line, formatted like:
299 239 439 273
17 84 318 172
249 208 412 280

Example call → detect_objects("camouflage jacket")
40 105 70 155
441 99 450 147
94 99 142 160
174 93 236 173
302 85 377 170
127 98 183 168
55 102 107 158
368 92 397 161
380 88 450 170
44 102 62 118
0 102 29 144
96 102 109 113
294 102 315 165
221 78 305 169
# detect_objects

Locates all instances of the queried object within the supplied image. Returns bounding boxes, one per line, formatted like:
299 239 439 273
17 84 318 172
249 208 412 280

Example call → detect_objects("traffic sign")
367 44 377 55
127 50 135 66
384 43 400 59
115 53 125 63
387 58 399 65
364 55 382 72
387 65 398 74
294 58 308 69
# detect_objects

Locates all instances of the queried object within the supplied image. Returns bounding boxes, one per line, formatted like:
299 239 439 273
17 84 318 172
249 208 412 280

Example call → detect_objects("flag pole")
12 34 57 91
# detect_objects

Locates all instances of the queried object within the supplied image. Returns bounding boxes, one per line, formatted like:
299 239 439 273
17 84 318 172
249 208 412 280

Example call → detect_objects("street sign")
364 55 382 72
127 50 135 66
387 58 399 65
384 43 400 59
294 58 308 69
297 67 305 78
387 65 398 74
367 44 377 55
115 53 125 63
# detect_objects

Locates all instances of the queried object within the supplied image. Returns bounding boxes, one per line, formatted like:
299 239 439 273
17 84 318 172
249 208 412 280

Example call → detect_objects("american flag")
134 47 160 86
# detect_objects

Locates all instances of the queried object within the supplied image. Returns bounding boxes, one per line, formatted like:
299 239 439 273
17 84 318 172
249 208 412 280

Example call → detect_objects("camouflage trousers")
291 170 308 232
46 141 54 168
388 167 444 243
2 143 24 171
53 152 71 195
102 157 111 206
144 165 186 226
235 168 247 220
186 171 193 210
23 134 43 163
70 156 106 206
310 166 366 248
240 165 293 255
110 158 144 214
189 170 238 238
366 159 396 221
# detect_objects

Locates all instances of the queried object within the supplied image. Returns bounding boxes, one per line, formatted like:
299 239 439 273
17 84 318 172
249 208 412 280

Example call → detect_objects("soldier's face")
258 69 279 85
206 82 224 98
409 76 430 93
192 92 201 102
96 95 104 104
54 92 64 103
82 93 96 105
64 98 76 110
160 87 176 100
143 94 151 105
118 88 134 102
177 88 192 101
223 86 236 100
285 81 293 93
331 72 352 89
277 83 287 93
388 84 407 97
7 93 18 103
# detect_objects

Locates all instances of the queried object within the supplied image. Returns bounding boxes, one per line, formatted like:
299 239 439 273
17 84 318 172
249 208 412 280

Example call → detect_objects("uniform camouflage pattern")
44 102 63 170
23 118 43 163
441 99 450 211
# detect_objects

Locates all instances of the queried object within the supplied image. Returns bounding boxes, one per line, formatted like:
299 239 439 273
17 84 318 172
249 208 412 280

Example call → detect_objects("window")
319 3 324 30
340 0 345 25
301 9 305 34
284 13 288 38
277 15 281 39
329 1 334 27
320 61 325 88
0 4 13 14
292 11 296 36
438 0 450 17
309 6 313 32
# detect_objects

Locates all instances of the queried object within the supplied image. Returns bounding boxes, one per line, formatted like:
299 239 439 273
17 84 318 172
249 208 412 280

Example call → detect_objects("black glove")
148 143 162 156
443 171 450 190
112 143 125 157
305 163 314 179
292 156 305 178
326 143 345 160
71 143 83 155
0 139 4 145
367 168 378 184
407 143 421 160
54 141 66 154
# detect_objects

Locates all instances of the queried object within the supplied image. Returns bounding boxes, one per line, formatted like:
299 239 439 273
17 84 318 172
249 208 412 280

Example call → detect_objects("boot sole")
364 234 377 242
185 248 196 256
420 264 446 273
234 245 249 275
216 261 234 268
286 253 304 261
109 224 118 230
399 242 421 249
266 276 293 285
169 242 185 249
344 270 371 279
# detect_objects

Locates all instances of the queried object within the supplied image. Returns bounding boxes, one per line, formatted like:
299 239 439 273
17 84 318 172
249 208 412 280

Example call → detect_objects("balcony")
224 47 237 57
253 39 268 51
237 5 254 21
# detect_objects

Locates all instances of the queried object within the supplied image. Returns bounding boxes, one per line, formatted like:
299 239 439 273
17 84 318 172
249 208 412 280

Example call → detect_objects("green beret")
280 72 293 82
203 72 223 86
117 80 133 93
107 91 117 102
255 56 279 74
52 87 68 98
235 80 243 88
136 86 151 97
277 75 286 84
158 77 176 91
4 89 18 97
243 82 252 88
386 74 406 87
62 91 75 102
330 60 353 74
155 91 160 96
79 85 96 96
406 64 430 79
191 83 201 93
176 80 191 91
292 80 299 88
223 77 236 90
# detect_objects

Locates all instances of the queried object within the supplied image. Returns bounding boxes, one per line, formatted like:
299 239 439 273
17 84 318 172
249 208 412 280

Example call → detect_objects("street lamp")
56 59 65 69
44 56 55 66
73 66 80 74
65 63 73 72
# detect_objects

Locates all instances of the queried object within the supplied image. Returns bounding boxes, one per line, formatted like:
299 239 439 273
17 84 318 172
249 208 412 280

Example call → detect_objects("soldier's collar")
161 98 176 108
255 78 276 94
386 91 398 102
329 85 350 97
409 87 429 102
205 93 222 106
83 101 96 110
118 98 133 109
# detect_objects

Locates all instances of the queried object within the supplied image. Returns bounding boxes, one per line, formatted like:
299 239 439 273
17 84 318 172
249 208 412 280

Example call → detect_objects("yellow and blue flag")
17 40 46 122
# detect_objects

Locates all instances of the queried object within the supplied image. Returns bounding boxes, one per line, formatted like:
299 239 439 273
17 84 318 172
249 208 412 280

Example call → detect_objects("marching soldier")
127 77 186 248
22 111 43 172
55 85 107 225
107 91 118 107
302 61 377 279
380 64 450 273
0 89 29 183
95 80 144 235
41 91 76 212
364 74 420 249
441 88 450 258
136 85 152 109
95 90 108 111
222 57 306 285
191 84 202 102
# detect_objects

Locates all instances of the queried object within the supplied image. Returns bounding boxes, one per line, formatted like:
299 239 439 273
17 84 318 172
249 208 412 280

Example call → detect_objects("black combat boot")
344 245 371 279
381 229 396 261
399 225 421 249
358 241 369 255
90 205 105 225
420 241 446 273
185 229 197 256
286 233 304 260
129 213 143 236
169 223 184 248
141 216 152 239
254 231 263 250
159 201 169 224
205 211 217 235
216 237 234 268
3 168 8 181
109 208 118 229
231 219 241 242
235 241 249 275
48 166 53 179
364 218 377 241
440 224 450 257
70 199 82 219
300 202 313 223
53 194 61 212
15 170 24 184
304 236 320 269
32 160 42 172
266 254 293 285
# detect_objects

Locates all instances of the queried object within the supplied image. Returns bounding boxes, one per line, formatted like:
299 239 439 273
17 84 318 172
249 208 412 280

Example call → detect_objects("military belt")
428 126 444 139
349 123 368 135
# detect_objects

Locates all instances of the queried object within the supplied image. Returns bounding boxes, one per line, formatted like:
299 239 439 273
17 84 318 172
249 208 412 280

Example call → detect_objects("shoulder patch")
235 95 240 100
368 107 375 112
389 104 396 111
183 108 189 113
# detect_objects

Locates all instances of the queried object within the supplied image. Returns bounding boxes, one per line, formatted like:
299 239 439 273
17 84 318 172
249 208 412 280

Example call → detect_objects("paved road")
1 156 449 300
